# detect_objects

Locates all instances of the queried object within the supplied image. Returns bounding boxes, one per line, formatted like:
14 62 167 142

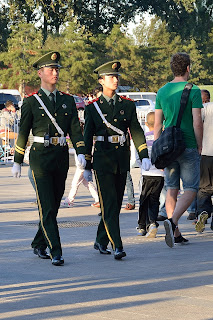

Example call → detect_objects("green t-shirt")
155 81 203 148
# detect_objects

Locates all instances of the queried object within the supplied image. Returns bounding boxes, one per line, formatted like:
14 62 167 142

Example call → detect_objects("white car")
134 98 155 110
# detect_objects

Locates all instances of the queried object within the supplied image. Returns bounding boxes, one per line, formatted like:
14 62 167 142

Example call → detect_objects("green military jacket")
84 94 148 173
14 89 85 169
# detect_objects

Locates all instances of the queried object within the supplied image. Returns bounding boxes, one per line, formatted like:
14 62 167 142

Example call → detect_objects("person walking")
136 111 164 237
12 51 86 265
195 90 213 232
83 61 151 259
154 52 203 247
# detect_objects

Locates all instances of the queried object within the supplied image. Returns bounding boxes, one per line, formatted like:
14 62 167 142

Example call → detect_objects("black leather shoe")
51 255 64 266
33 248 50 259
156 215 167 221
94 241 111 254
114 248 126 260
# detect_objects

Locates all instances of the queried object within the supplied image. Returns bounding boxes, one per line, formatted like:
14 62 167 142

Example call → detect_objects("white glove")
84 170 93 182
142 158 151 171
12 162 21 178
77 154 86 169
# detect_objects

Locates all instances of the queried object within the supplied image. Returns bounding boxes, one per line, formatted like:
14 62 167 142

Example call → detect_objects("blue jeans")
28 167 36 191
164 148 200 192
126 171 135 205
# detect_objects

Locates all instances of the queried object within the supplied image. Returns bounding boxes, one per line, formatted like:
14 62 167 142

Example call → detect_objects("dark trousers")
94 169 127 250
31 163 68 258
138 176 164 230
196 155 213 218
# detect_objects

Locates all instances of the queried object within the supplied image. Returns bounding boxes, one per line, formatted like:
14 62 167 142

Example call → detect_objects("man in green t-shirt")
154 52 203 248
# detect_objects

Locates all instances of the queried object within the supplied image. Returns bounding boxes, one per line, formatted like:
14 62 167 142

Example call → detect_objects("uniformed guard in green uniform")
12 51 86 266
83 61 151 259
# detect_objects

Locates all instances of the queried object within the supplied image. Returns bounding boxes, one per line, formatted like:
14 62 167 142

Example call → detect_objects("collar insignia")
59 91 63 95
62 104 67 109
103 114 107 116
120 110 124 115
100 100 103 104
38 93 42 96
118 97 122 102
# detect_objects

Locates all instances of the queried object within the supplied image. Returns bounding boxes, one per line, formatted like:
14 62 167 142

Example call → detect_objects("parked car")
0 89 22 110
134 98 155 110
117 91 157 103
73 95 85 122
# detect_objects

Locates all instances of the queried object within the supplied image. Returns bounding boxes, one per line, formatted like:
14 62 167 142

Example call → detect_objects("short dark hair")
93 85 103 96
170 52 190 76
5 100 14 108
201 89 210 102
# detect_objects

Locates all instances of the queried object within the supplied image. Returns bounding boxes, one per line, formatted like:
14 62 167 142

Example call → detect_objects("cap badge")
51 53 57 60
112 63 117 69
62 104 67 109
120 110 124 115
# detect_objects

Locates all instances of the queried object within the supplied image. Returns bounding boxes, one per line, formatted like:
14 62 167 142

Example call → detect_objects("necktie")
49 92 56 109
109 98 114 110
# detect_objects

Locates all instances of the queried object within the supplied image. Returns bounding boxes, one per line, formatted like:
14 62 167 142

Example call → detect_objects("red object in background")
73 95 85 110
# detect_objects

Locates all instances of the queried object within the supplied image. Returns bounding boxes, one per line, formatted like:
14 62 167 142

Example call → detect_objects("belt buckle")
112 136 119 143
51 137 58 146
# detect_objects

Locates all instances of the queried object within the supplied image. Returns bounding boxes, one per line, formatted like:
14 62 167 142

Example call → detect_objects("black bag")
151 83 193 169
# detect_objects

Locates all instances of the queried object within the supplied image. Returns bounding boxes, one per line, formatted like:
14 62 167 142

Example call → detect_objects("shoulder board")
26 91 38 98
60 91 71 96
120 96 133 101
88 98 99 105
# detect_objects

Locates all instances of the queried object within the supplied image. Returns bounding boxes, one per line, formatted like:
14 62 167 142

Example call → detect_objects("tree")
44 21 97 94
0 22 43 94
0 5 10 52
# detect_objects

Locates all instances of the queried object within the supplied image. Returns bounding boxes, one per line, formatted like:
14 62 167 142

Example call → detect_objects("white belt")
94 135 126 145
33 136 66 146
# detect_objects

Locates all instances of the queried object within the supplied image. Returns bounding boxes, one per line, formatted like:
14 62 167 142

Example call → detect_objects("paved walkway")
0 164 213 320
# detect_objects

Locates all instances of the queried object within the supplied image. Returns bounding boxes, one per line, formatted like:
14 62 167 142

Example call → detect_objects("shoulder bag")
151 83 193 169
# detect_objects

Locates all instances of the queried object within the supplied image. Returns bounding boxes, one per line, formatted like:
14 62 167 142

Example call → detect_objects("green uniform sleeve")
84 104 95 170
128 101 149 160
14 97 33 164
67 96 85 155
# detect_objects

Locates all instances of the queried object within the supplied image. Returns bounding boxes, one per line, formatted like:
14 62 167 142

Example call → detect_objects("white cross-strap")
34 93 66 146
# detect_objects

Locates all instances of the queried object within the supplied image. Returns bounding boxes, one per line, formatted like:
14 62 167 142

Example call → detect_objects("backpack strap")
176 83 193 128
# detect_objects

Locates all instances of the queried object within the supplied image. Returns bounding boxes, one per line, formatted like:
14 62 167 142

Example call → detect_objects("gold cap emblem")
112 63 117 69
51 53 57 60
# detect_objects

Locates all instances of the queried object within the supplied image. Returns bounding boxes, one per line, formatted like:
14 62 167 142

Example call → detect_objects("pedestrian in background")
154 52 203 247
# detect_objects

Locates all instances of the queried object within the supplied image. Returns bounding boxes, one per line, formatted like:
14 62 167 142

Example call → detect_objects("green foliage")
0 22 43 93
0 2 213 95
0 6 10 52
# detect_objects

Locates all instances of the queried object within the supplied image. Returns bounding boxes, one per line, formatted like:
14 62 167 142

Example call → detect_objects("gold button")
33 147 35 150
124 119 126 121
115 146 118 149
55 133 58 136
114 119 117 122
55 113 57 116
42 114 44 116
65 113 68 115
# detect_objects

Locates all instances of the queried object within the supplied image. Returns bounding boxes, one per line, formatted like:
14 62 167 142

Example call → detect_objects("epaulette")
120 96 133 101
59 91 71 96
88 98 99 105
25 91 38 98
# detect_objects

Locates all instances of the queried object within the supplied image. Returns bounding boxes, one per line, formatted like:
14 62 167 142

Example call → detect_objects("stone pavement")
0 164 213 320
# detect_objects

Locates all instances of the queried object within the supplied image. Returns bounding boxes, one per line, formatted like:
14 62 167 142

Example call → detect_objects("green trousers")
30 157 68 258
94 170 127 250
